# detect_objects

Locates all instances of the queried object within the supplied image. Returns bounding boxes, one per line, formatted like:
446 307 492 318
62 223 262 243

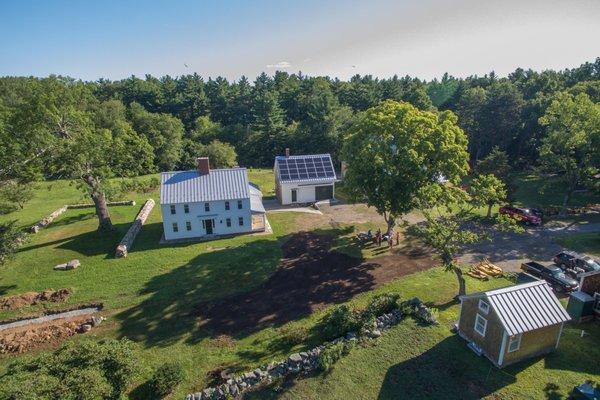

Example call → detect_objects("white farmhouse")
160 157 266 241
274 150 337 205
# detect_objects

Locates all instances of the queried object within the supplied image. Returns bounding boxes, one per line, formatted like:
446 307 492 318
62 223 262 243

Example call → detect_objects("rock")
91 316 104 327
289 353 303 363
79 323 92 332
193 393 201 400
299 351 309 358
369 329 381 338
66 259 80 270
53 263 68 271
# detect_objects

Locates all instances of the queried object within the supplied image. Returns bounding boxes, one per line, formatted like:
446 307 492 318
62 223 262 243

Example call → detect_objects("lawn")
511 173 600 209
556 233 600 257
1 170 599 399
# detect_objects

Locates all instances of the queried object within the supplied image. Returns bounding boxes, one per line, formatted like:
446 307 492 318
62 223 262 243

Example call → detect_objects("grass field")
511 173 600 209
1 170 599 399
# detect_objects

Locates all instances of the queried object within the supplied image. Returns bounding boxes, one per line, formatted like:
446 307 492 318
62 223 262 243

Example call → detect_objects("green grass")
556 233 600 257
1 171 598 399
511 173 600 209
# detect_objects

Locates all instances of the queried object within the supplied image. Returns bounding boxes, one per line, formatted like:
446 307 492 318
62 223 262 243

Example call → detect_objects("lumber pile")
467 259 503 280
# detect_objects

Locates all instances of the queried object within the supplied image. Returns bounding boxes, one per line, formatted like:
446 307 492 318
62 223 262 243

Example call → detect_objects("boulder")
79 323 92 333
66 259 80 270
288 353 303 363
53 263 68 271
369 329 381 338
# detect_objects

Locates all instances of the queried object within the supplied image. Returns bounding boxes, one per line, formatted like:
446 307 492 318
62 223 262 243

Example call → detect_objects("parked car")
521 261 579 292
553 251 600 277
499 206 542 225
569 382 600 400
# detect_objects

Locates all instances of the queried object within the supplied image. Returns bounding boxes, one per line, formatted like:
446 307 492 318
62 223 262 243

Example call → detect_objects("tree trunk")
386 216 395 237
83 174 114 232
454 267 466 298
91 191 114 231
560 190 572 217
486 203 493 219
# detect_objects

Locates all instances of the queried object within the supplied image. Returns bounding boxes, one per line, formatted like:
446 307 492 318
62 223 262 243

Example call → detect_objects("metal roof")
483 281 571 336
275 154 336 183
160 168 250 204
249 184 266 213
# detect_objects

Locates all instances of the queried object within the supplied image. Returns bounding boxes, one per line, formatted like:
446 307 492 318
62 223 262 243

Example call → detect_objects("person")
367 229 372 239
396 231 400 246
389 233 393 249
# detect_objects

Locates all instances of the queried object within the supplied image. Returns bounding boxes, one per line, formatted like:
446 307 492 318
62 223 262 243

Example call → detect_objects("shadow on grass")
377 335 522 400
0 284 16 296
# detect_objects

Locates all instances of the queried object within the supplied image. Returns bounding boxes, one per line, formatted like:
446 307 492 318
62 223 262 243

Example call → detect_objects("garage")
315 185 334 201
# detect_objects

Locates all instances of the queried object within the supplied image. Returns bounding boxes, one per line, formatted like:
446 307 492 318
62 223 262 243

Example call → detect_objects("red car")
499 205 542 225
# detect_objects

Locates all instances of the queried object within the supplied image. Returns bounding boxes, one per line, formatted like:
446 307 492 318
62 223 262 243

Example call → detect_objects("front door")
291 189 297 203
205 219 213 234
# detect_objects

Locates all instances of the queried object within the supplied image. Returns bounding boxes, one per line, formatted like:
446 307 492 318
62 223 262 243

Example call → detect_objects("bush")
0 180 34 210
365 293 401 317
319 305 362 340
318 341 354 372
0 338 139 400
150 362 185 398
120 177 160 195
278 325 309 346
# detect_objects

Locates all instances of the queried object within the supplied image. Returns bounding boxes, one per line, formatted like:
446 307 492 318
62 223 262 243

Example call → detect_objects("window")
204 202 210 212
237 200 243 209
184 204 189 214
225 201 230 211
172 222 178 232
170 205 176 215
226 218 231 227
478 300 490 314
474 314 487 336
186 221 192 231
238 217 244 226
508 334 522 353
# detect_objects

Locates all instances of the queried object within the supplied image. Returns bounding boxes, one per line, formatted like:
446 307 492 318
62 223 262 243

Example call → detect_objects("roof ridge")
485 280 546 297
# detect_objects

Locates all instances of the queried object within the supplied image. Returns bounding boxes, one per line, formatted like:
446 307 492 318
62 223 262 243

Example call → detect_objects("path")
459 220 600 272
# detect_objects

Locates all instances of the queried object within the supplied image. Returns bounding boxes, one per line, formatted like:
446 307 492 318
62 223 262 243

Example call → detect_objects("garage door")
315 185 333 201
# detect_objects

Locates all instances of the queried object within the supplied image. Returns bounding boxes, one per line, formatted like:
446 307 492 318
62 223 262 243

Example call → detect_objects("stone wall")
66 200 135 209
115 199 155 258
185 308 408 400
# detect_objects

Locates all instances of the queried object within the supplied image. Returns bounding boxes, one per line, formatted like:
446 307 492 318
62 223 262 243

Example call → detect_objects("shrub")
150 362 186 398
0 180 34 210
318 341 354 371
319 305 362 340
278 325 309 346
365 293 401 317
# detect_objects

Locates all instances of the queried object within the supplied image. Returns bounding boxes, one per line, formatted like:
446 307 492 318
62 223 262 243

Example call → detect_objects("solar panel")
278 155 335 181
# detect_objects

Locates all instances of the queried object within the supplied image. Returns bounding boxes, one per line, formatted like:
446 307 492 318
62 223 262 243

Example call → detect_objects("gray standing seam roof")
160 168 250 204
483 281 571 336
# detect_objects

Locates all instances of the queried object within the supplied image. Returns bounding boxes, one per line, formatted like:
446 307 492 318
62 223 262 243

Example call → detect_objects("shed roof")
160 168 249 204
275 154 336 183
479 281 571 336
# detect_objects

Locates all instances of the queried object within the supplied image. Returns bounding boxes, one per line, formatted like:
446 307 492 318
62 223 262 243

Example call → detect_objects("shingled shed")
457 280 571 368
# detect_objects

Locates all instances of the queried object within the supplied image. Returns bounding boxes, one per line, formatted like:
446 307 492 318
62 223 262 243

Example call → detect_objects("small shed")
457 280 571 368
274 149 336 205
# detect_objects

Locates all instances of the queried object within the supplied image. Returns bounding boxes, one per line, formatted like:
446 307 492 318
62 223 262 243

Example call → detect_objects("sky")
0 0 599 82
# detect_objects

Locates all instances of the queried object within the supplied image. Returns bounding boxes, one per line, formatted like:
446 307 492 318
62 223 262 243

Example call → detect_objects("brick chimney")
285 148 290 158
196 157 210 175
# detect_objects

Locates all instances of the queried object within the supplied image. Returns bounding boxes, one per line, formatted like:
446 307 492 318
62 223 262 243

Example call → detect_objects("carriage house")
457 280 571 368
160 158 266 241
274 150 337 205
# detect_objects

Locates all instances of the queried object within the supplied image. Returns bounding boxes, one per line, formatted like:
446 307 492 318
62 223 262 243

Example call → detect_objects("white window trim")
478 299 490 314
508 333 522 353
170 205 176 215
172 222 178 232
474 314 487 337
184 204 189 214
185 221 192 231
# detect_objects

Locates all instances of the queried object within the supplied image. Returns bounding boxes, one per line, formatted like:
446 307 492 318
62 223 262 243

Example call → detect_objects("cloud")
302 58 312 63
266 61 292 69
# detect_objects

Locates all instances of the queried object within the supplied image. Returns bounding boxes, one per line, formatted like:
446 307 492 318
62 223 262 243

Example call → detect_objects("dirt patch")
0 288 72 311
0 315 93 354
195 232 436 335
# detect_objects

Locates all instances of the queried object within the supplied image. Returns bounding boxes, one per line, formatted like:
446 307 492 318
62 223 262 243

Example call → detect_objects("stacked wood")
467 259 503 280
115 199 155 258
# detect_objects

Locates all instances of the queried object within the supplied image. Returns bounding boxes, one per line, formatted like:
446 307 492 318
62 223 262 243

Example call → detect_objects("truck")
520 261 579 292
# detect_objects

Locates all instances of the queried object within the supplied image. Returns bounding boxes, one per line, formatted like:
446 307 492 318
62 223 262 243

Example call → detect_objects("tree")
342 100 469 235
470 173 508 218
127 102 184 171
411 183 520 297
0 180 34 210
456 87 487 163
0 220 25 266
476 147 510 182
539 92 600 215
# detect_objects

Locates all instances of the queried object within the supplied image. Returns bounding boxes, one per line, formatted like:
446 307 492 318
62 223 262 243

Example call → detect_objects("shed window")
172 222 178 232
225 201 230 210
237 200 243 209
238 217 244 226
478 300 490 314
184 204 189 214
226 218 231 227
508 334 522 353
204 202 210 212
186 221 192 231
170 205 176 215
474 314 487 337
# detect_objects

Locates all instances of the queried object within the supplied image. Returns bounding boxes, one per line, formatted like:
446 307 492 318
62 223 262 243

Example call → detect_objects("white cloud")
302 58 312 63
266 61 292 69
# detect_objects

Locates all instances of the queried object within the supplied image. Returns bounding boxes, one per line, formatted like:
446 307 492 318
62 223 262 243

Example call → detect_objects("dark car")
569 382 600 400
554 251 600 276
499 206 542 225
521 261 579 292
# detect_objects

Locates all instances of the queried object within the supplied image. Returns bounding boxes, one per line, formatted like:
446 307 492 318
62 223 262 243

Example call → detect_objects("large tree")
539 92 600 215
342 100 469 235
